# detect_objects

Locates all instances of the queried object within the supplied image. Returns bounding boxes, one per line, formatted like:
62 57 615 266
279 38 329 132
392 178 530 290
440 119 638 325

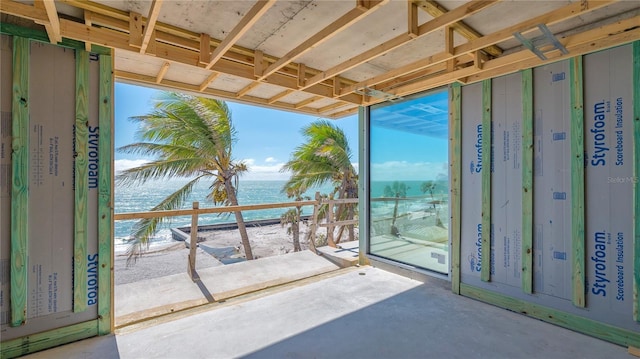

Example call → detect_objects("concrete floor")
25 267 630 359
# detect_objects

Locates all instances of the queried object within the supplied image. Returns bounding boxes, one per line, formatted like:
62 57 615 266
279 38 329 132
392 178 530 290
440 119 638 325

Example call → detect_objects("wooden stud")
84 10 93 51
481 79 491 282
570 56 585 308
139 0 163 54
450 82 462 294
206 0 276 70
460 284 640 349
259 2 388 80
199 33 211 65
254 49 263 78
98 53 114 334
199 71 220 92
188 202 199 280
0 320 98 358
10 36 29 328
629 347 640 358
633 40 640 322
268 89 294 104
445 25 454 55
74 50 89 313
155 61 170 84
408 1 418 39
521 68 533 294
474 50 483 70
128 11 143 48
298 63 306 89
413 0 502 57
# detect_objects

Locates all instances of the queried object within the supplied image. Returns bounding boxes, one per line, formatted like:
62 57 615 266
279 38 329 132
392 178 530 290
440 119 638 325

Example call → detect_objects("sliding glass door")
368 89 450 274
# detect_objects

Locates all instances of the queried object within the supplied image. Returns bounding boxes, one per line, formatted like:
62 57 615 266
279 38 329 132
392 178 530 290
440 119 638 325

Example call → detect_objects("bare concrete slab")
316 240 359 267
26 267 629 359
115 250 339 325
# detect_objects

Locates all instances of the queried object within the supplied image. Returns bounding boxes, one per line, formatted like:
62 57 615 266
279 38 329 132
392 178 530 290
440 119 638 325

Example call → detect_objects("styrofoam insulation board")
1 41 101 341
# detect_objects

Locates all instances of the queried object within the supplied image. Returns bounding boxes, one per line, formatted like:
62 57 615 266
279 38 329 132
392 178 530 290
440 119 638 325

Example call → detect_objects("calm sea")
114 179 332 251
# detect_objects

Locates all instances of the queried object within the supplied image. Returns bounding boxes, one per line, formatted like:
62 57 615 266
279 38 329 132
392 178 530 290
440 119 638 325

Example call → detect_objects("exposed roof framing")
2 0 638 118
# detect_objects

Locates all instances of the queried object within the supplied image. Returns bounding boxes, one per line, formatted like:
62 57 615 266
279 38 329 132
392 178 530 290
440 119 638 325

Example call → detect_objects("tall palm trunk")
225 181 254 260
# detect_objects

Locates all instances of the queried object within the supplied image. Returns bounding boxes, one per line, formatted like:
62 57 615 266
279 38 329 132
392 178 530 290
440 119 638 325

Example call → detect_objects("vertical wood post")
309 192 320 253
188 201 199 280
327 198 336 248
521 68 534 294
450 83 462 294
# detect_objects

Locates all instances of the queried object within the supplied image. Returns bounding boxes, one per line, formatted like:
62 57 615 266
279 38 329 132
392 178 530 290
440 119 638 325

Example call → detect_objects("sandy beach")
115 222 355 285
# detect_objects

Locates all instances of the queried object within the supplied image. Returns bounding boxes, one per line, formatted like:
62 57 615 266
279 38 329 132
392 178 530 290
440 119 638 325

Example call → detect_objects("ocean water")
114 179 333 251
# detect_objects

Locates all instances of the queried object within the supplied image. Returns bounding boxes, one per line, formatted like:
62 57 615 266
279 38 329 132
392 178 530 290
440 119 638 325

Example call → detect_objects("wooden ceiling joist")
413 0 503 57
156 62 170 84
236 81 262 98
139 0 163 54
294 96 323 109
33 0 61 44
268 89 294 104
257 0 389 80
199 71 220 92
339 0 613 97
205 0 276 70
301 0 499 90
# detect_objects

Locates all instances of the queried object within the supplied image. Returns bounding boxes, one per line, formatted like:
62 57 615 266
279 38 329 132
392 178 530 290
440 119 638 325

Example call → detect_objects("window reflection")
369 90 449 274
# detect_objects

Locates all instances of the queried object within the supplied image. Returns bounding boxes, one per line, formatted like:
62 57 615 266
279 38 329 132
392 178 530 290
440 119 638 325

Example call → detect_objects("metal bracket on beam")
513 24 568 61
354 87 403 102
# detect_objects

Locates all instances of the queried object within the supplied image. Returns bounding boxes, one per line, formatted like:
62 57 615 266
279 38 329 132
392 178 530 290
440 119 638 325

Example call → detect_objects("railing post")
309 192 320 253
188 201 199 280
327 198 336 248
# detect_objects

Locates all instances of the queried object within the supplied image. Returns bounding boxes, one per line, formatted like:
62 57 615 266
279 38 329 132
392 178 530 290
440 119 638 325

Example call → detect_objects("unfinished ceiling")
1 0 639 118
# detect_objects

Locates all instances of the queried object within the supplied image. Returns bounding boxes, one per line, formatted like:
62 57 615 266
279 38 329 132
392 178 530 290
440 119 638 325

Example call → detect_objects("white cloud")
114 159 149 174
241 159 289 181
265 157 277 163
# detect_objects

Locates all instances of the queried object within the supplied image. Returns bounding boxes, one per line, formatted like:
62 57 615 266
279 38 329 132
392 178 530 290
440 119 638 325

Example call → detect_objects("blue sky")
114 82 359 181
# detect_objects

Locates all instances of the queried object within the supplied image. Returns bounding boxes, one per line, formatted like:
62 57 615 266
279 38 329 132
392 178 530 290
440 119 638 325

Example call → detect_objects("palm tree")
421 180 444 228
281 120 358 244
383 181 407 236
117 92 254 263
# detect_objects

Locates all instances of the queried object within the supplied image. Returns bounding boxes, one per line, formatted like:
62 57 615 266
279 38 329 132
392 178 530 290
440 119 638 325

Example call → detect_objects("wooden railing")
113 193 358 280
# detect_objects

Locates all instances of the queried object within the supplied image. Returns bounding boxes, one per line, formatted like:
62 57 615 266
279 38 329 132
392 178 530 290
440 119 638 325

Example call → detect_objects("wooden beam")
298 63 306 88
1 0 49 23
254 50 264 78
294 96 323 109
0 320 98 358
206 0 276 70
199 33 211 65
318 101 348 114
129 11 143 48
340 0 613 96
140 0 163 54
450 82 462 294
413 0 503 57
199 71 220 92
84 10 93 51
156 61 170 84
236 81 261 98
259 0 388 80
268 89 294 104
34 0 62 43
10 36 29 328
304 0 497 90
445 25 454 55
521 68 533 294
408 0 418 39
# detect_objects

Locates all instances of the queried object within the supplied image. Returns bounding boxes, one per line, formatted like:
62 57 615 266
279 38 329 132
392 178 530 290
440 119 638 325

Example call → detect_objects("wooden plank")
260 1 388 80
521 68 533 294
84 10 93 51
570 56 585 308
0 22 111 55
199 33 211 64
294 96 323 109
445 25 454 55
634 40 640 322
140 0 163 53
10 36 30 328
155 61 170 84
298 63 306 88
128 11 142 48
450 83 462 294
198 71 219 92
268 89 293 104
236 81 261 98
630 347 640 358
254 50 263 78
481 79 491 282
413 0 502 57
206 0 276 70
74 50 89 313
188 202 199 280
460 283 640 348
97 53 113 335
0 320 98 358
408 1 418 38
34 0 62 43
